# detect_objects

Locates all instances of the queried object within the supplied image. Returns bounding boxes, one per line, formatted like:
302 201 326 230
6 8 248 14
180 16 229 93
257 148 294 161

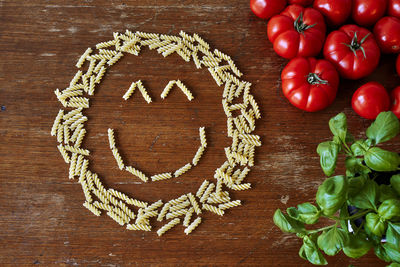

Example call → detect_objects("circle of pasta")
51 30 261 235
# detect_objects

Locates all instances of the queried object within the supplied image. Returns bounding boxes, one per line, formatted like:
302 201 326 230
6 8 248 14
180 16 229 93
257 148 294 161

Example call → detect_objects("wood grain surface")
1 1 399 266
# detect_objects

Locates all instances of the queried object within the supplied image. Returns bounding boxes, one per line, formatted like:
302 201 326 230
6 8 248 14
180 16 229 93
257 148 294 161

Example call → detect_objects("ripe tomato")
281 57 339 112
352 0 388 26
288 0 313 6
391 86 400 118
352 82 390 120
250 0 287 19
267 5 326 59
373 16 400 53
313 0 352 27
323 25 380 80
397 54 400 76
388 0 400 19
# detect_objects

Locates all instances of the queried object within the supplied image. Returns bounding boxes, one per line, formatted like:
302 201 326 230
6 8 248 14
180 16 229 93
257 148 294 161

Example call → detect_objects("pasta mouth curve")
52 30 261 235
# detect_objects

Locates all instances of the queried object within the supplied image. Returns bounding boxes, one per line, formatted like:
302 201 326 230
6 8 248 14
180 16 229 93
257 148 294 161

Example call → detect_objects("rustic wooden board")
0 1 399 266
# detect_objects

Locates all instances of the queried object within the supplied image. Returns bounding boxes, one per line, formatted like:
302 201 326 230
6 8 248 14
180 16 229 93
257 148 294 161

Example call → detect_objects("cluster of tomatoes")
250 0 400 119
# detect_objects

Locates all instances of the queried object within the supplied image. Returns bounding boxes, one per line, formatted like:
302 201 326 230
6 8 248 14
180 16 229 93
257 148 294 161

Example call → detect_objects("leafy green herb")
366 112 400 145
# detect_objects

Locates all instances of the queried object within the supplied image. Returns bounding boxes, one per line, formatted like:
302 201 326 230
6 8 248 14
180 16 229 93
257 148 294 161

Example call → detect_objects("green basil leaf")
273 209 305 234
365 213 387 237
329 112 347 142
383 243 400 263
379 184 399 202
317 227 349 256
345 132 355 143
345 157 371 178
317 141 339 177
348 178 378 210
351 140 370 156
287 202 321 225
366 111 400 144
391 175 400 196
386 222 400 250
303 236 328 265
365 147 400 172
316 175 348 216
343 232 372 259
378 199 400 220
375 243 392 262
339 204 350 232
387 263 400 267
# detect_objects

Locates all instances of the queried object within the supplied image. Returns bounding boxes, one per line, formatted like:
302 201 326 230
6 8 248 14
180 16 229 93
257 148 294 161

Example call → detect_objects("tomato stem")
307 73 328 85
342 32 371 59
294 12 316 34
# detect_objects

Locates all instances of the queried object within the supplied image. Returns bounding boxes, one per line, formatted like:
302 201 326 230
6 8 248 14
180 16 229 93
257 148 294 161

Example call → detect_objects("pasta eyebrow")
52 30 260 236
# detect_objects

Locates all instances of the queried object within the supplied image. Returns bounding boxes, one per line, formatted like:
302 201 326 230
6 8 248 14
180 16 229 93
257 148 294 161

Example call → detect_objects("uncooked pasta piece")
162 43 183 57
192 50 202 69
74 128 86 148
125 166 148 182
151 172 172 181
231 131 239 152
227 84 237 103
179 30 195 42
231 151 248 166
157 218 180 236
140 38 159 46
193 33 210 49
175 80 193 101
234 82 246 98
200 183 215 203
107 52 123 66
74 154 84 176
108 188 131 202
169 200 190 212
223 80 231 99
136 80 152 103
91 173 105 192
192 146 205 166
69 153 78 179
183 207 194 227
51 110 64 136
63 108 82 121
95 66 106 84
160 80 176 99
207 194 230 204
236 167 250 184
88 75 95 96
85 171 94 189
80 176 92 203
214 49 231 61
215 177 223 194
127 223 151 231
227 117 234 137
231 183 251 191
57 124 64 143
224 147 235 166
58 89 83 101
174 163 192 177
86 59 96 77
76 48 92 68
107 210 125 226
168 195 188 206
122 82 136 100
69 116 88 130
247 94 261 119
57 144 70 163
218 200 241 210
113 206 131 223
107 128 116 149
196 180 209 198
201 59 219 68
70 124 84 143
112 148 124 170
144 199 163 213
99 48 118 56
93 201 113 211
184 216 201 235
198 127 207 147
176 48 191 62
64 113 83 126
166 208 188 219
216 168 234 185
187 193 201 215
136 31 159 39
239 134 261 146
65 145 90 156
96 40 117 49
94 59 106 73
157 203 171 222
222 99 232 117
70 70 83 87
79 159 89 181
241 109 255 128
208 67 222 86
126 198 148 208
228 59 243 77
83 201 101 216
202 203 224 216
67 100 89 109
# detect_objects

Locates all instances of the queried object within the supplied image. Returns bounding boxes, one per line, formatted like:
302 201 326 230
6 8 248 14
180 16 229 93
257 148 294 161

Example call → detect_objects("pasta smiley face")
52 30 261 236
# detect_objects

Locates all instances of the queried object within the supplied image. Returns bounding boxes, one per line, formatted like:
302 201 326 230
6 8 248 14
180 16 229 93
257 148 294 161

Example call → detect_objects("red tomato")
352 82 390 120
397 54 400 76
313 0 352 26
288 0 313 6
267 5 326 59
352 0 388 26
388 0 400 19
281 57 339 112
373 16 400 53
250 0 287 19
391 86 400 118
323 25 380 80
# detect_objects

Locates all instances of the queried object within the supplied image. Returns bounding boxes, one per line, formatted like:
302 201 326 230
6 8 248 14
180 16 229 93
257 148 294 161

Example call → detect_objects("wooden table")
1 1 399 266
